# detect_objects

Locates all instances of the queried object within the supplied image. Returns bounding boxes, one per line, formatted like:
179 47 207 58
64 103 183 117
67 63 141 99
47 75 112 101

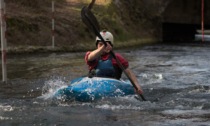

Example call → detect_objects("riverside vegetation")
5 0 164 54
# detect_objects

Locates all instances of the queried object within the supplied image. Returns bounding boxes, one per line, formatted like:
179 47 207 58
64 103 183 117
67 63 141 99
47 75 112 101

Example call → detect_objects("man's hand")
103 42 112 53
135 88 143 95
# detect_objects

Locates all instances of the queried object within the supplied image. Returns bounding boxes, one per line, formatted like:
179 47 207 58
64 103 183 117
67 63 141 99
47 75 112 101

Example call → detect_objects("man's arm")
87 45 105 61
87 42 112 61
124 68 143 94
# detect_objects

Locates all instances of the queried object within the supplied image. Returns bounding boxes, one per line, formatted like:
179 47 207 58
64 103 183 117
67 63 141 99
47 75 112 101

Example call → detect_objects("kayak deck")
54 77 135 102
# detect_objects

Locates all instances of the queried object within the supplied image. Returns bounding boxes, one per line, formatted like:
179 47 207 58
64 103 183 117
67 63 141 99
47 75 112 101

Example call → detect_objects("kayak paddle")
81 2 147 101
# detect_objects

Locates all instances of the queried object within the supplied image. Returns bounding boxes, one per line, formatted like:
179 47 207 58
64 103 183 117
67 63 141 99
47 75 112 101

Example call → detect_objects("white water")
1 44 210 125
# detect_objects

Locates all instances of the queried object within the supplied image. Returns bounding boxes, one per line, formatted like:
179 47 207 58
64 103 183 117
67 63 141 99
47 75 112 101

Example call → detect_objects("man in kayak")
85 30 143 95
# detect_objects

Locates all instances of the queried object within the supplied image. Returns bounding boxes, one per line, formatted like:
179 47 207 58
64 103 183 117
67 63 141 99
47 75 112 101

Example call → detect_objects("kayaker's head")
96 30 114 47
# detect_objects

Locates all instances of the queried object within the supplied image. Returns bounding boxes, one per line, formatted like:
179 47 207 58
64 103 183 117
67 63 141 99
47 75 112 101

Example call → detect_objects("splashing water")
39 79 68 100
138 73 163 85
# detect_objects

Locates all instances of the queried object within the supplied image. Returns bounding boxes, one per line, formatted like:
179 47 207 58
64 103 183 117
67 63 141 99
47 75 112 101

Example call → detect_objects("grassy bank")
3 0 160 54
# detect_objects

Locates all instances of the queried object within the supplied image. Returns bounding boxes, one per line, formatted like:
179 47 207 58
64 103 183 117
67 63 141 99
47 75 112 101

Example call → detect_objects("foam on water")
0 105 14 121
138 73 163 85
95 104 142 110
162 109 210 115
0 116 13 121
0 105 14 112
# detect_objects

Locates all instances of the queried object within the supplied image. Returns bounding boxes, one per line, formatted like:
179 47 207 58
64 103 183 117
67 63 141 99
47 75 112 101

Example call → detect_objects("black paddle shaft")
81 6 146 101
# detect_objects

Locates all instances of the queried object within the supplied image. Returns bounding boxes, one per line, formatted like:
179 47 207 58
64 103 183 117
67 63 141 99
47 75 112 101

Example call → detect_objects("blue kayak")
54 77 135 102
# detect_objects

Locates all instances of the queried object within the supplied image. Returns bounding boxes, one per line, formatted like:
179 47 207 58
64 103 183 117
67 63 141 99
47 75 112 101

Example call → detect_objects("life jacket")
95 55 116 78
88 54 123 79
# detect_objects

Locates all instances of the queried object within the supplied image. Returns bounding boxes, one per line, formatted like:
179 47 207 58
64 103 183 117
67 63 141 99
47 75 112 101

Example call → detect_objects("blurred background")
2 0 210 53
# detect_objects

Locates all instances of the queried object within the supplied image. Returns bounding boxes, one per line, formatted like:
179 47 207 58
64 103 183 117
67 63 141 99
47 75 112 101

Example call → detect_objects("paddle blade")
81 6 100 35
81 6 107 46
88 0 96 10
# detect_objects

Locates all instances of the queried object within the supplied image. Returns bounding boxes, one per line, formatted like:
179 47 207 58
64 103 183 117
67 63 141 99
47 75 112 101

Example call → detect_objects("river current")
0 43 210 126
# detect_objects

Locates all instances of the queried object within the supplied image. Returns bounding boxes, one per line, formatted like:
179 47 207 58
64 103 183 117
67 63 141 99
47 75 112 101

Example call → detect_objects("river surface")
0 43 210 126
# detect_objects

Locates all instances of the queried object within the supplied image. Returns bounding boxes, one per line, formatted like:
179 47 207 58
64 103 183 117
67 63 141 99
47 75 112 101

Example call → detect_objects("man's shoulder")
114 53 124 58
